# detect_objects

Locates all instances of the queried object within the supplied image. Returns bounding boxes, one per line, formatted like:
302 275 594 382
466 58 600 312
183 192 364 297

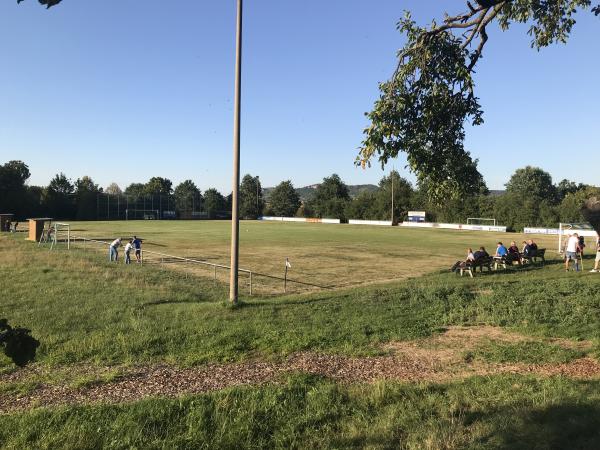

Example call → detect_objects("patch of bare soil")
1 327 597 413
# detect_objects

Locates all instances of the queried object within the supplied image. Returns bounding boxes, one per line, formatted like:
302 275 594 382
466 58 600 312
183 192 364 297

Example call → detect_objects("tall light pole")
391 167 395 225
229 0 243 304
256 176 260 212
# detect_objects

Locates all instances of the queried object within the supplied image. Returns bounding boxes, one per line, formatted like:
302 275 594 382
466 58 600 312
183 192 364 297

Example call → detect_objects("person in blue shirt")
132 236 143 263
495 242 508 258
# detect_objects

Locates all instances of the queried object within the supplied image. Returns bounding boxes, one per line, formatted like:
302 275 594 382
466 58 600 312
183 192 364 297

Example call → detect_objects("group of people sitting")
109 236 143 264
451 239 539 273
2 220 18 232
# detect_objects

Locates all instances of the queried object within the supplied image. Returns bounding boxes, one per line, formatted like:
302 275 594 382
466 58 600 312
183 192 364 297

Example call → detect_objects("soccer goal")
558 222 598 253
125 209 159 220
38 222 70 250
467 217 497 226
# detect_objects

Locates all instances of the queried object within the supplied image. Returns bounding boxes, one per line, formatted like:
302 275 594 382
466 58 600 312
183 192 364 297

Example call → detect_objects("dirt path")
2 327 598 413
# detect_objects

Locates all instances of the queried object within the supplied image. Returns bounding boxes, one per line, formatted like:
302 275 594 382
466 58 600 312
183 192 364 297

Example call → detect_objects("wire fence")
64 235 330 296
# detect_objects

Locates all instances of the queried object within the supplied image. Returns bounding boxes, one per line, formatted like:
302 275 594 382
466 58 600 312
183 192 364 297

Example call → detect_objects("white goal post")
38 222 70 250
467 217 496 226
125 209 160 220
558 223 598 253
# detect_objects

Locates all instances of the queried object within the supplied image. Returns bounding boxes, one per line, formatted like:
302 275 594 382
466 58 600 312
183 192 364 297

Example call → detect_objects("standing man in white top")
564 233 580 272
590 233 600 273
109 238 122 262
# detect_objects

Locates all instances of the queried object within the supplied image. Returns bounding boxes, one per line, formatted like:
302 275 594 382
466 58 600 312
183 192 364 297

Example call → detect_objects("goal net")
125 209 159 220
467 217 496 226
558 223 598 253
38 222 70 250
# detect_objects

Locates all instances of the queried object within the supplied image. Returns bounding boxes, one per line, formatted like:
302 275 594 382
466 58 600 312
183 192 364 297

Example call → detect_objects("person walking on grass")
565 233 580 272
124 239 133 265
109 238 122 262
132 235 143 263
590 233 600 273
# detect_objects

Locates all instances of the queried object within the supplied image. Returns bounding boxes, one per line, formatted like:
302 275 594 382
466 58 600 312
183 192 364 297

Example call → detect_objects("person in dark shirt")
132 236 143 263
522 240 532 258
506 241 520 264
473 247 489 261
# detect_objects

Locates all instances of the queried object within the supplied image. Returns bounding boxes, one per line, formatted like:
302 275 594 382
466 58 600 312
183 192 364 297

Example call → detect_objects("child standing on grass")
132 236 143 263
124 240 133 265
109 238 121 262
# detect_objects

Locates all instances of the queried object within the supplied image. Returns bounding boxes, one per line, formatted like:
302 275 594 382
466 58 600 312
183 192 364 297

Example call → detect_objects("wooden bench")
521 248 546 265
460 256 493 277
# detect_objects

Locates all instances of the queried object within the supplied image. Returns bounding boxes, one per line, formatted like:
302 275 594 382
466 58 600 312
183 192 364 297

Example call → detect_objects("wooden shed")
27 218 53 242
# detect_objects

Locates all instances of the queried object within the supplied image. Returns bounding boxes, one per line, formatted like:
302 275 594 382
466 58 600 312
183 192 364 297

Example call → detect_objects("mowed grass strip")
65 220 561 292
1 235 598 371
0 374 599 449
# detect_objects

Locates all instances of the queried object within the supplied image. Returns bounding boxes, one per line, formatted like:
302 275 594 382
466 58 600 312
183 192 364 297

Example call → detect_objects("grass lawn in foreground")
1 232 599 448
64 220 560 293
1 233 598 370
1 375 599 449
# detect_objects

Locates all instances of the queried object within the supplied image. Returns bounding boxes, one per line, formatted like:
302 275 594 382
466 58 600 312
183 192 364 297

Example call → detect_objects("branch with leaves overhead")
359 0 598 204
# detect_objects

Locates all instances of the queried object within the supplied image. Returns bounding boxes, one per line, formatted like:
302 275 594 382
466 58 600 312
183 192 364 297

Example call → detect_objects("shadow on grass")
474 401 600 449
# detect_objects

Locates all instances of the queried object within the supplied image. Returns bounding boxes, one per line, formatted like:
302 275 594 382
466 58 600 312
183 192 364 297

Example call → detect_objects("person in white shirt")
564 233 580 272
124 240 133 265
109 238 122 262
591 234 600 273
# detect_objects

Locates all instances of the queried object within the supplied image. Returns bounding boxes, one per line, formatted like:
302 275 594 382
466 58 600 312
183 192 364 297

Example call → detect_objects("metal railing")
66 235 330 295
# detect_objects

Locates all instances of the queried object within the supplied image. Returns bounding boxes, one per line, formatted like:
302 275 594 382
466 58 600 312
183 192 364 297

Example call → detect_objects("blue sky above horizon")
1 0 598 193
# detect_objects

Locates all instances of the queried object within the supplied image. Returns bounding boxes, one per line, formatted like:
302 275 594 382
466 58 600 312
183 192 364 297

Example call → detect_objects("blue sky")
1 0 598 193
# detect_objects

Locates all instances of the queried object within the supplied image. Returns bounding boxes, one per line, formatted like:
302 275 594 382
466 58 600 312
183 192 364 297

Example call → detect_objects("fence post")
214 265 217 283
250 272 253 296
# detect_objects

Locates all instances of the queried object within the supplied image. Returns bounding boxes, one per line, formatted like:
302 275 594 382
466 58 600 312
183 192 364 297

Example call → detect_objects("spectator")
528 239 538 251
124 240 133 265
577 236 586 257
590 234 600 273
450 248 475 272
564 233 580 272
473 246 488 260
109 238 121 262
495 242 508 258
507 241 520 264
522 240 533 259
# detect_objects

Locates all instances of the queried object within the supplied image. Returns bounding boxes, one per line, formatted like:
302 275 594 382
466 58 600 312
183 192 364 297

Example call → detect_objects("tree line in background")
0 160 597 231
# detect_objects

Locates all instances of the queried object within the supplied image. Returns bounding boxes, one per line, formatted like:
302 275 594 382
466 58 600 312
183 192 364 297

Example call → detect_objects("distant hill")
264 183 378 202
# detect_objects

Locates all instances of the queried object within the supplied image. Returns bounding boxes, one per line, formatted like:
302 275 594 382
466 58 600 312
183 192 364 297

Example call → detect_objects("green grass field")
1 223 599 448
64 220 560 294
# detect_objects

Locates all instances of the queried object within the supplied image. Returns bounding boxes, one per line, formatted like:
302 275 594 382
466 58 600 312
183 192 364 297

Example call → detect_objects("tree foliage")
105 183 122 196
239 175 264 219
204 188 226 219
173 180 202 214
268 180 301 217
0 161 31 216
505 166 557 201
144 177 173 196
75 176 101 220
359 0 598 205
308 174 351 221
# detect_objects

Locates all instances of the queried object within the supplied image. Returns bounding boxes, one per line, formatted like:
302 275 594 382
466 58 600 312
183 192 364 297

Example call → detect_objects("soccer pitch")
66 220 558 294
